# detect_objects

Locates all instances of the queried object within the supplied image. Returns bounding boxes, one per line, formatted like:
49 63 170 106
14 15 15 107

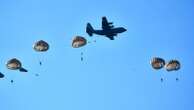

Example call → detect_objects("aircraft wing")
106 33 117 37
102 17 114 30
106 33 117 40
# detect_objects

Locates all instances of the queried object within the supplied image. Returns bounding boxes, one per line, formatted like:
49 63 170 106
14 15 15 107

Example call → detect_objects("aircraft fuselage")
93 27 126 36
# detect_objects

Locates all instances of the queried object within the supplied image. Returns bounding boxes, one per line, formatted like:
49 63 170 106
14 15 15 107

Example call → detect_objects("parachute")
0 72 4 78
33 40 49 52
165 60 180 71
6 58 28 72
6 58 22 70
72 36 87 48
33 40 49 66
150 57 165 70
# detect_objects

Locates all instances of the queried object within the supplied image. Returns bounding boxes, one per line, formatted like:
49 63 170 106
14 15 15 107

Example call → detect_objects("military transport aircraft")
86 16 127 40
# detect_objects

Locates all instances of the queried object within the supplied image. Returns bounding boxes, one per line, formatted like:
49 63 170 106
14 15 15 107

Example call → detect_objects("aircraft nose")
123 28 127 32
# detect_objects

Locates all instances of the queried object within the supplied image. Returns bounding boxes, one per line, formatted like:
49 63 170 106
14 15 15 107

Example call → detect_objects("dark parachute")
72 36 87 48
19 68 28 72
33 40 49 52
6 58 28 72
165 60 180 71
150 57 165 70
0 72 4 78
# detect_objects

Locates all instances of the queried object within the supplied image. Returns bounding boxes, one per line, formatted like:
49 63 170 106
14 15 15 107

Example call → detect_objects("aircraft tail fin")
86 23 94 36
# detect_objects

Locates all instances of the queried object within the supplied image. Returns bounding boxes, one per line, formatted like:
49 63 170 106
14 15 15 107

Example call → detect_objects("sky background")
0 0 194 110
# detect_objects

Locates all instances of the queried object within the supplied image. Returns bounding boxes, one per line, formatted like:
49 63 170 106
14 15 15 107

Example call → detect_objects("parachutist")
11 80 14 83
39 61 42 66
161 78 164 82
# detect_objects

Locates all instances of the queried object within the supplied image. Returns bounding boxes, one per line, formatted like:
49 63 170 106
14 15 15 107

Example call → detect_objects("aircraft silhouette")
86 17 127 40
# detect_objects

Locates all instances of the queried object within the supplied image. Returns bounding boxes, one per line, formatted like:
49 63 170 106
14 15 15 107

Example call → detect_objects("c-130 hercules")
86 16 127 40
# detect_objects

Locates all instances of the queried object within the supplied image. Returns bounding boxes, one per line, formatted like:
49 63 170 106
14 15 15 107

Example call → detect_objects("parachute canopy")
72 36 87 48
33 40 49 52
0 72 4 78
150 57 165 70
6 58 28 72
6 58 22 70
165 60 180 71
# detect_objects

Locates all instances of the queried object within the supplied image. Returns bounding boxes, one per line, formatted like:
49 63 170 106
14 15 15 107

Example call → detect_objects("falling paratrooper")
33 40 49 65
6 58 28 72
72 36 87 61
150 57 165 70
165 60 180 72
150 57 181 82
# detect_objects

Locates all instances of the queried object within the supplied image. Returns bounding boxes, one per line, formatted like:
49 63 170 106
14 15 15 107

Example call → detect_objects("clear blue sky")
0 0 194 110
